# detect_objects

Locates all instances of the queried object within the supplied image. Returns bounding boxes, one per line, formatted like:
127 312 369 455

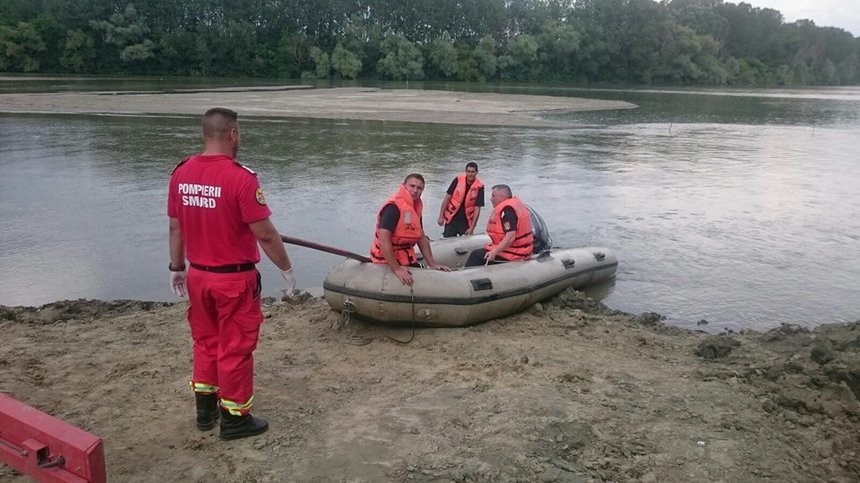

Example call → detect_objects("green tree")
650 22 726 84
427 32 459 78
456 43 481 81
473 35 497 80
716 2 785 63
0 0 38 25
0 22 46 72
60 29 95 73
215 20 269 76
310 46 331 79
819 58 837 84
341 14 381 77
189 26 215 76
536 19 584 80
377 33 424 80
29 13 66 72
723 56 769 85
498 33 539 81
668 0 729 40
89 3 156 71
0 0 858 85
573 23 616 82
836 54 859 85
331 43 362 79
275 32 312 79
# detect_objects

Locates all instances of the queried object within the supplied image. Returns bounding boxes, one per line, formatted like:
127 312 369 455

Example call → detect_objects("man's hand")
170 270 187 297
430 264 451 272
281 268 296 296
465 226 475 235
437 215 445 226
483 249 498 264
394 266 414 286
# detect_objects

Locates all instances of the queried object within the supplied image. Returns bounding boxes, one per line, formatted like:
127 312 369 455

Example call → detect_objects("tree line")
1 0 858 86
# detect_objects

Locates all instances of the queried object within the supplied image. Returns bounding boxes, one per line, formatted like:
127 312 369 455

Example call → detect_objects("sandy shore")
1 290 857 482
0 86 635 126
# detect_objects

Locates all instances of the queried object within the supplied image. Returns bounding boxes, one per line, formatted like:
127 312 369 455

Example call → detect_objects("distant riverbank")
0 86 635 126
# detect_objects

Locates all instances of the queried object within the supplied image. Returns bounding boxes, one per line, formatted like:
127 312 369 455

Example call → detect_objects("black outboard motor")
526 205 552 255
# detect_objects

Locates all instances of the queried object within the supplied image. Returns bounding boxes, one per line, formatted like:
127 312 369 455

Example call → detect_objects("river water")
1 81 858 332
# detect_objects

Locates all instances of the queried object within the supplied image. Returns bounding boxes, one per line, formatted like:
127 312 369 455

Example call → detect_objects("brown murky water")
1 82 858 331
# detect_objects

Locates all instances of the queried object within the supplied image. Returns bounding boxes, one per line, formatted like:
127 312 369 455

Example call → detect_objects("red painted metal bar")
0 393 106 483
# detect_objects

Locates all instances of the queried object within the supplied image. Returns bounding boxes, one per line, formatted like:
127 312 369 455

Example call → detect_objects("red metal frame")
0 393 105 483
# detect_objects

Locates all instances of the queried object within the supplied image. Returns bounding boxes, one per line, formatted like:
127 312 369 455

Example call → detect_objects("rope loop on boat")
338 297 355 328
386 284 416 344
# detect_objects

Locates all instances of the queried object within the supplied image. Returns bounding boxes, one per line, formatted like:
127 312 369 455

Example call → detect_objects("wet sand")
0 86 635 126
1 291 857 481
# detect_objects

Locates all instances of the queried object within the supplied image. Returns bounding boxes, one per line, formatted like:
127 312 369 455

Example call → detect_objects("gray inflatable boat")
323 233 618 327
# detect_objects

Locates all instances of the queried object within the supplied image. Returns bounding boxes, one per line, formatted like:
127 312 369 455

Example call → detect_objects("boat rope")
385 284 416 344
339 298 355 327
337 298 373 345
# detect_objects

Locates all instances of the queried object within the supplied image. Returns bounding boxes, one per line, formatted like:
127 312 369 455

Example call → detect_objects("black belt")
190 262 255 273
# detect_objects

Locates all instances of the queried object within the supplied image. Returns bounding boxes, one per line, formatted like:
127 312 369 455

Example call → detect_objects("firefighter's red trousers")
186 268 262 415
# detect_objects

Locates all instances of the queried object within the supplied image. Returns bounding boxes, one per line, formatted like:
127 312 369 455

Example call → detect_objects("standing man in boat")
465 184 534 266
371 174 449 286
167 107 295 441
437 162 485 237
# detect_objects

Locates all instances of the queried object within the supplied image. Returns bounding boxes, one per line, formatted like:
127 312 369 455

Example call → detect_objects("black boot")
219 407 269 441
195 393 219 431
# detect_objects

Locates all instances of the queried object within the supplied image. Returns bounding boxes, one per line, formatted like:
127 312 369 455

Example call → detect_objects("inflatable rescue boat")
323 209 618 327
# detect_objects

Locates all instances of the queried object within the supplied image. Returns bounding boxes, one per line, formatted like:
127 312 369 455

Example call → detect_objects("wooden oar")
281 235 371 263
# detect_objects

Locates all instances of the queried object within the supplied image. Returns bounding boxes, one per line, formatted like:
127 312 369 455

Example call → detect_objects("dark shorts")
443 218 469 238
464 248 511 267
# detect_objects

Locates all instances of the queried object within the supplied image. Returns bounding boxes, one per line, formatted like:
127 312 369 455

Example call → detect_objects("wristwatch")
169 262 186 272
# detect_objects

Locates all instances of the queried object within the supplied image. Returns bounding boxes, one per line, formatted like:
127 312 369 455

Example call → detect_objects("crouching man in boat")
371 174 450 285
464 184 534 266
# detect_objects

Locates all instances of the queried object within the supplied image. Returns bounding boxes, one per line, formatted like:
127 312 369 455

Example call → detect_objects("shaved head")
201 107 240 157
202 107 238 140
492 184 512 198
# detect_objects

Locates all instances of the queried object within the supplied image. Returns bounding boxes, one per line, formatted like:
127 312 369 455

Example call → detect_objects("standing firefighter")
437 162 485 237
167 107 295 441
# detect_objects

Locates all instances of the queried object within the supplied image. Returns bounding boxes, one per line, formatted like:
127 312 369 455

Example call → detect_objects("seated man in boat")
370 173 449 285
464 184 534 266
436 162 485 237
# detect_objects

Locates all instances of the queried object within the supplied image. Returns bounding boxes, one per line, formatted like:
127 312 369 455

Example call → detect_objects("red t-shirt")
167 154 272 266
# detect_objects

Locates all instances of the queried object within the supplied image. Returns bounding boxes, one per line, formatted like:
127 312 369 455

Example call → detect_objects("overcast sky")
738 1 860 36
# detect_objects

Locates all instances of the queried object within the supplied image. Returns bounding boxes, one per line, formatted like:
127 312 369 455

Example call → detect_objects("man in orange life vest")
168 107 295 441
436 162 485 237
464 184 534 267
371 174 449 286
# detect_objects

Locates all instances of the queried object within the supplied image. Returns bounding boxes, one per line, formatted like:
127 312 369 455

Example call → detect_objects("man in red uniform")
167 107 295 441
371 174 449 286
464 184 534 267
436 162 485 237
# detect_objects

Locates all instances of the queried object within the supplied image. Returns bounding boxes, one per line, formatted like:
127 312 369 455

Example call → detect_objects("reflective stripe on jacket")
371 185 424 266
443 174 484 228
485 196 533 260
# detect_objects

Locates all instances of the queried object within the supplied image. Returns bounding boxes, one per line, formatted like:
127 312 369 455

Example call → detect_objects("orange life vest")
370 185 424 266
443 174 484 228
485 196 533 261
